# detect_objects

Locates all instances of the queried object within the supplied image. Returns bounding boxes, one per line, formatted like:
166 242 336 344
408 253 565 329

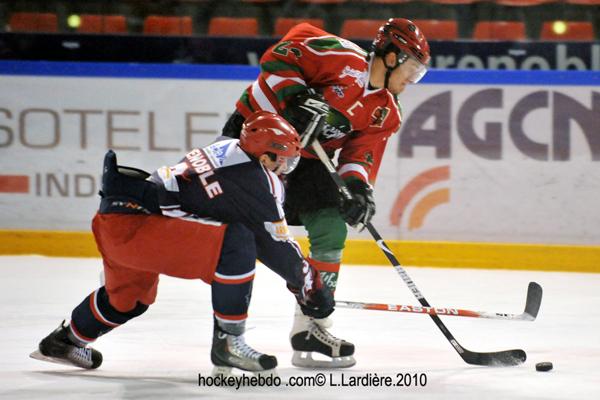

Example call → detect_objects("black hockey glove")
339 179 376 229
287 262 334 319
285 88 329 148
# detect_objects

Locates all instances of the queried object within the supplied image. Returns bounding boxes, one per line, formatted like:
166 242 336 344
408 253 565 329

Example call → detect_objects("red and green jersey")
235 23 402 185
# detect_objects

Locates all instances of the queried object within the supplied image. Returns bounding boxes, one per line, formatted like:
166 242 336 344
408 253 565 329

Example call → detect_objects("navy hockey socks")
70 286 148 343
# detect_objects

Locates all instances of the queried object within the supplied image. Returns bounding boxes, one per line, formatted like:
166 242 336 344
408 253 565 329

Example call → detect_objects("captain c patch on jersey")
370 106 390 128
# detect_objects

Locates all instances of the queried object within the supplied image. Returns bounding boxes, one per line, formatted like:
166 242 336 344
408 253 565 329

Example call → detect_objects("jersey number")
273 41 302 58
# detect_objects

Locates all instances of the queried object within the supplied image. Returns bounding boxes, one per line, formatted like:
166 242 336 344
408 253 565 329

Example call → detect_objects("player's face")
259 154 300 175
387 56 427 95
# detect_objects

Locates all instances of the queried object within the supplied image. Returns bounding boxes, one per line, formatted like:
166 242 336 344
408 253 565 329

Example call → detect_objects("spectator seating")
540 20 594 40
8 12 58 33
3 1 598 41
494 0 556 5
472 20 526 40
428 0 481 4
413 19 459 39
563 0 600 4
340 19 385 39
143 16 193 35
298 0 347 3
78 15 127 34
274 18 325 36
208 17 259 36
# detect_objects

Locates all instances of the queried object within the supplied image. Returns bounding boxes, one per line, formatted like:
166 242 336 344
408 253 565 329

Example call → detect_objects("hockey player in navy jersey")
30 111 335 376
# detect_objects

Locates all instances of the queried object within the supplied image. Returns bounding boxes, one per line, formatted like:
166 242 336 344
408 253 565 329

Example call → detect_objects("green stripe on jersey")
261 60 302 74
239 90 253 110
275 84 306 103
307 37 367 57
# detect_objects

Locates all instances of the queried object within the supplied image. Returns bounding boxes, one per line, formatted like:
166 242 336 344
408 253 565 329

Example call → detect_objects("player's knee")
99 286 149 320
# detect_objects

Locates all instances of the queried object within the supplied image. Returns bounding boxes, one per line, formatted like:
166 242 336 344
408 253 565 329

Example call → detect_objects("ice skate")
290 306 355 368
30 321 102 369
210 319 277 378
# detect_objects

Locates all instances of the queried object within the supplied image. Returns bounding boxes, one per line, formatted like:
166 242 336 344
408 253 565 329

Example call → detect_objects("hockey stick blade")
431 314 526 366
523 282 543 320
337 281 543 321
462 348 527 367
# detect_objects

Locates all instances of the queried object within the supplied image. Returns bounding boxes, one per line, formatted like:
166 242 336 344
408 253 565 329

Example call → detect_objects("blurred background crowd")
2 0 599 41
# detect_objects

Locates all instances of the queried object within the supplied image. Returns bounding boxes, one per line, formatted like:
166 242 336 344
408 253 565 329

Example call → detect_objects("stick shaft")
336 300 534 321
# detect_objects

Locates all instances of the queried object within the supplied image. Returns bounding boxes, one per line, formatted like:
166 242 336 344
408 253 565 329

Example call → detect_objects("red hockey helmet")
240 111 301 174
372 18 430 83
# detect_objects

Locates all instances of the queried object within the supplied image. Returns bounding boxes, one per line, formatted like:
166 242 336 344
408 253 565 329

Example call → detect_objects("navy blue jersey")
149 139 308 283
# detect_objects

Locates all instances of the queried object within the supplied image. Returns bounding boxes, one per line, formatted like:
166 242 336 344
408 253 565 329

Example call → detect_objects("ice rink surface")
1 256 599 400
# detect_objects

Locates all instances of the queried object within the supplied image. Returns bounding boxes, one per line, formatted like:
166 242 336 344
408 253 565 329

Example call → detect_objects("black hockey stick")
337 282 542 321
311 140 527 367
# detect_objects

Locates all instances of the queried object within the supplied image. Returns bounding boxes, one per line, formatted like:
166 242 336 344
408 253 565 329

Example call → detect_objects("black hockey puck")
535 362 553 372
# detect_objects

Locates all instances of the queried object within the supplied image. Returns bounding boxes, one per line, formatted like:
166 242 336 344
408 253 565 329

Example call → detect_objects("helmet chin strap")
383 52 401 90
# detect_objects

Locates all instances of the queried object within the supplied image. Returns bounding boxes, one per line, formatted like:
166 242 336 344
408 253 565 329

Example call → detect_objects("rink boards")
0 61 598 272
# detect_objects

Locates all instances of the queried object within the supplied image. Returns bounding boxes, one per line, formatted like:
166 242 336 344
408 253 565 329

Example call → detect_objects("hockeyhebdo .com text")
197 372 428 390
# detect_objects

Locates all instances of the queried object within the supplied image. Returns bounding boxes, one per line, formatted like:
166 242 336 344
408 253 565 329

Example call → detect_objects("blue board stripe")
421 69 600 86
0 60 260 80
0 60 599 85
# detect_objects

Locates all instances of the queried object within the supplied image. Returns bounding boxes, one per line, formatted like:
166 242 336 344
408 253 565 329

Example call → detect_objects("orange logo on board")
389 166 450 231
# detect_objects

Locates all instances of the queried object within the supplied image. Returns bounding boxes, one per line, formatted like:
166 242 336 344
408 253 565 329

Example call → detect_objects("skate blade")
30 350 82 369
292 351 356 369
211 365 233 378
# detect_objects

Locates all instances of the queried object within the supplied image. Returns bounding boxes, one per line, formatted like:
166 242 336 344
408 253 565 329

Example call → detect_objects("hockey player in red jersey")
30 111 336 376
222 18 430 368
